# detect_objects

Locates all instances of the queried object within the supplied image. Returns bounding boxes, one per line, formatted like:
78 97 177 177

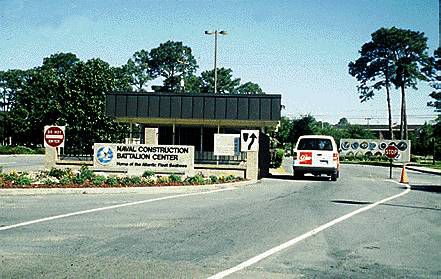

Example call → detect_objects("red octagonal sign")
44 126 65 148
385 145 399 159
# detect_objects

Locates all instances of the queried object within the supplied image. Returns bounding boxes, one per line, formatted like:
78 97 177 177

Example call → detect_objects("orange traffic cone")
400 164 409 184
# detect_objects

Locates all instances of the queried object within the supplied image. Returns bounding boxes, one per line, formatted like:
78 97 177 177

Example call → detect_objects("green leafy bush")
105 176 119 186
156 176 169 184
59 176 73 186
73 176 86 185
185 174 205 185
42 178 57 185
0 145 44 155
15 175 33 186
169 174 182 183
92 175 106 186
225 175 236 182
121 176 142 186
142 170 155 178
210 175 219 183
76 165 95 183
129 176 142 185
3 171 19 182
272 149 285 168
48 168 72 179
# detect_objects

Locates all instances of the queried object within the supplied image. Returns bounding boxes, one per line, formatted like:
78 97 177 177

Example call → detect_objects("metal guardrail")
58 147 93 161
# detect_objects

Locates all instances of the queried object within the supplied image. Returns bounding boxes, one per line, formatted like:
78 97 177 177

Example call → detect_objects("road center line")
208 181 410 279
0 188 235 232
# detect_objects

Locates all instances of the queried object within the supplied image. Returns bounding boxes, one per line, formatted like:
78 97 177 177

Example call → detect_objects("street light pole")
205 30 227 94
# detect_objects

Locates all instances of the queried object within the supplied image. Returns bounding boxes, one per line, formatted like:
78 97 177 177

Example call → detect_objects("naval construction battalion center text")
116 145 190 161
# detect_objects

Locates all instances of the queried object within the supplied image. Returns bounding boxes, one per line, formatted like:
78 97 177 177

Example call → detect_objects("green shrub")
78 165 95 181
48 168 71 179
142 170 155 178
185 174 205 185
120 176 142 186
210 175 219 183
42 178 57 185
92 175 106 186
3 171 19 182
156 176 169 184
105 176 119 186
225 175 236 182
169 174 182 183
272 148 285 168
15 175 33 186
0 145 34 154
59 176 73 186
130 176 142 185
73 176 86 185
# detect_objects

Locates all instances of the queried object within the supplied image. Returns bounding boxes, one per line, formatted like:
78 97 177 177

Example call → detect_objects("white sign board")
241 130 259 152
214 134 240 156
93 144 194 174
340 139 411 162
44 125 66 148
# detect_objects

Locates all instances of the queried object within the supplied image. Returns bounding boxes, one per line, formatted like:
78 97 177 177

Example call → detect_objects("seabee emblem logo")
96 146 114 165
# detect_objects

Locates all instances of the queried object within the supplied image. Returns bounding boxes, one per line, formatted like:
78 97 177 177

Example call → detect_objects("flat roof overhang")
106 92 282 128
114 117 279 128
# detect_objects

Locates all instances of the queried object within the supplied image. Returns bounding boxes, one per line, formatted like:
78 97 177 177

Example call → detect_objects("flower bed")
0 166 245 188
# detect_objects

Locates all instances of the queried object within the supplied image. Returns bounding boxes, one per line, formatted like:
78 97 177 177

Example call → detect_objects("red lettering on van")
299 152 312 165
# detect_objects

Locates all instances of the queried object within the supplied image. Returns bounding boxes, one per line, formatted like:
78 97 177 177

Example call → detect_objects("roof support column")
172 123 176 145
200 127 204 152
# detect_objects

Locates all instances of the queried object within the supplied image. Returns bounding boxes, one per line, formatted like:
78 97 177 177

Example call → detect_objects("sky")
0 0 439 125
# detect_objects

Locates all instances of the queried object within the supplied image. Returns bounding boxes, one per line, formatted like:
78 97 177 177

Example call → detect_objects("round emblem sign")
44 126 65 147
96 146 114 165
385 145 399 159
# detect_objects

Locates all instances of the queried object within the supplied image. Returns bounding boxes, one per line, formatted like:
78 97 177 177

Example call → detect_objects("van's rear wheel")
330 172 338 181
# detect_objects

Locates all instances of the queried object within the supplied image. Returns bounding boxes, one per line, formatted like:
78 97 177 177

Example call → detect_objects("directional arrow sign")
241 130 259 152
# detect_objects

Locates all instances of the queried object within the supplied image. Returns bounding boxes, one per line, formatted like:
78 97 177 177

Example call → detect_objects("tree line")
0 41 264 148
274 115 440 159
348 26 440 142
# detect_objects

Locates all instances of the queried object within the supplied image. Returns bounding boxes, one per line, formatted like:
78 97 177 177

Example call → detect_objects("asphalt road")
1 163 440 278
0 155 45 172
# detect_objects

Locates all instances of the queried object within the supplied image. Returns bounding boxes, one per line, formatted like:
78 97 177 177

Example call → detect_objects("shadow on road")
332 199 441 212
399 184 441 194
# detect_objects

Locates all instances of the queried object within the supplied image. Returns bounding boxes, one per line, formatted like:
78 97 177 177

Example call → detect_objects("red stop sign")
44 126 65 147
385 145 398 159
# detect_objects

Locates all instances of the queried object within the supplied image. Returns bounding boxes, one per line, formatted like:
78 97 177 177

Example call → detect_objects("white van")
292 135 340 181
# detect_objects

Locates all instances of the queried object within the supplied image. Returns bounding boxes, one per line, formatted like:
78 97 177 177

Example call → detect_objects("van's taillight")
333 152 339 161
293 152 297 161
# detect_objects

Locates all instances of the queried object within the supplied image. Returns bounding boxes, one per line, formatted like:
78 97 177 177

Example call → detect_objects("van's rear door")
312 150 333 167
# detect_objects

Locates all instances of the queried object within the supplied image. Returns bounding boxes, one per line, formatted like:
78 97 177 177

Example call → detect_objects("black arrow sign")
248 133 257 150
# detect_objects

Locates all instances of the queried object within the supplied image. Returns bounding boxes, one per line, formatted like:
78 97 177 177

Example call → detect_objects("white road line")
208 181 410 279
0 188 235 232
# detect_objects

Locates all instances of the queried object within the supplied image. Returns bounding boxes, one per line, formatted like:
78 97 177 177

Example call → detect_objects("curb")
0 180 258 196
342 162 441 176
404 166 441 176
